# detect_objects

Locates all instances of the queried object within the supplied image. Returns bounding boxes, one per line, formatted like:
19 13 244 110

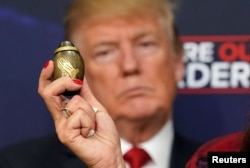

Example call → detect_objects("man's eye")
93 49 117 63
135 40 158 56
138 41 157 50
96 50 110 57
140 42 155 47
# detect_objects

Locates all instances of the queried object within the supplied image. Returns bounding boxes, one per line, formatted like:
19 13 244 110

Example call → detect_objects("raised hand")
38 60 125 168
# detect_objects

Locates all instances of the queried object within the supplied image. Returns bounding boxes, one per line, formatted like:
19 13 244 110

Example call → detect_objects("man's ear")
174 51 184 83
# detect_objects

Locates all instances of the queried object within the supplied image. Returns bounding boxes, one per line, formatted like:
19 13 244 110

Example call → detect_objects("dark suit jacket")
0 132 200 168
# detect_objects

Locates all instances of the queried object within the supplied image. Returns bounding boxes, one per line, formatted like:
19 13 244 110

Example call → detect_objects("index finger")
38 60 54 94
80 79 107 113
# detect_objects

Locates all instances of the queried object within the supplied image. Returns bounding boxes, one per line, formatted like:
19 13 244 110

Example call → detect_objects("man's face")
70 15 183 122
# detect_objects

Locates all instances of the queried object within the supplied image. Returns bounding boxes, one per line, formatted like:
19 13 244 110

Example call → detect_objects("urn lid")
54 41 78 54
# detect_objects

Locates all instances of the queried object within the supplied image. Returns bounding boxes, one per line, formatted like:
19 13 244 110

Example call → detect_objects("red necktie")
124 146 151 168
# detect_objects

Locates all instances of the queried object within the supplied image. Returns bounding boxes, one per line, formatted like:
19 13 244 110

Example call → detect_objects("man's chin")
123 102 157 117
109 97 159 117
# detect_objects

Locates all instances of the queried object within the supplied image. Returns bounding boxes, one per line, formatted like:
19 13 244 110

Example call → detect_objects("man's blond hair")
64 0 182 54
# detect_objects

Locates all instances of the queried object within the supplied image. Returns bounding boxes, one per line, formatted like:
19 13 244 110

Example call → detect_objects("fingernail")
72 79 83 85
87 129 95 137
43 60 50 68
93 107 98 113
95 121 98 130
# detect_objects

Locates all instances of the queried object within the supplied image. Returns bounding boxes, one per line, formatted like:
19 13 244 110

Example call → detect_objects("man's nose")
120 45 140 76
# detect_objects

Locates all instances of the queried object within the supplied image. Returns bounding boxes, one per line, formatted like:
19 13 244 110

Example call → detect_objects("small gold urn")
53 41 85 96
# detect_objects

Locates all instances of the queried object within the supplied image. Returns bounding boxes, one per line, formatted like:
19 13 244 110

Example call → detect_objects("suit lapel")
170 133 201 168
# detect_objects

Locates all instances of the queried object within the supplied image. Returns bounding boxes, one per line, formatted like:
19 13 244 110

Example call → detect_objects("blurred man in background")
0 0 200 167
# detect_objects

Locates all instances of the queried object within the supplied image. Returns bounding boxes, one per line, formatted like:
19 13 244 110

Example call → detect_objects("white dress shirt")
121 120 174 168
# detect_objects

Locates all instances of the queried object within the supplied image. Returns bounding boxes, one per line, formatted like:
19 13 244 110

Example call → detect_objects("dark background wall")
0 0 249 148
